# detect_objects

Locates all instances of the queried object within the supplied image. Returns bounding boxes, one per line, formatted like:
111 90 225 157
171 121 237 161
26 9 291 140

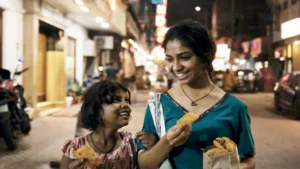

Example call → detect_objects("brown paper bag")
203 146 240 169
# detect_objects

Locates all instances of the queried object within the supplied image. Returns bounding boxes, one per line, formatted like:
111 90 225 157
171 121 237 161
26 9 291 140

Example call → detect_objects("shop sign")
281 17 300 39
151 0 164 5
41 2 71 25
250 38 262 57
94 36 114 50
155 0 168 44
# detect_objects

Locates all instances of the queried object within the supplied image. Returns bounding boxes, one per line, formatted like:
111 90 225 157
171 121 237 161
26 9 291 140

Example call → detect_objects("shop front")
23 0 90 117
272 17 300 81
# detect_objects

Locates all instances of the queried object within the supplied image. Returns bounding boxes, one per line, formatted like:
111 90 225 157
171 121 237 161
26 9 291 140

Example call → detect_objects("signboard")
151 0 164 5
155 0 168 44
281 17 300 39
94 36 114 50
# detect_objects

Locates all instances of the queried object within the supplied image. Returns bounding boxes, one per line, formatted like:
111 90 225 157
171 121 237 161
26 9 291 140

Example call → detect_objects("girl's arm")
138 124 191 169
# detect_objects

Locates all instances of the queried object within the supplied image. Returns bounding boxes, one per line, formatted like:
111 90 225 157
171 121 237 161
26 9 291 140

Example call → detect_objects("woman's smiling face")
165 39 207 85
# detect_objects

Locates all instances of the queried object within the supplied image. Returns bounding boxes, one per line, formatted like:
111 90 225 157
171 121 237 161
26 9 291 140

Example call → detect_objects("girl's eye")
113 98 121 102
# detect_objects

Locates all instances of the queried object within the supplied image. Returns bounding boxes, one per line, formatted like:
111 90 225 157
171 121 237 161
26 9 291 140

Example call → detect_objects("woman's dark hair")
80 80 131 131
162 19 216 75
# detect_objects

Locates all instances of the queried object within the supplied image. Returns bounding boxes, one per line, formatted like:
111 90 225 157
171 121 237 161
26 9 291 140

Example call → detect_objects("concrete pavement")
1 91 300 169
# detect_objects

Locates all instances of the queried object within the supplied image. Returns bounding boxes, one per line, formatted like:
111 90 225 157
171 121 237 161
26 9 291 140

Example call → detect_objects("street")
1 92 300 169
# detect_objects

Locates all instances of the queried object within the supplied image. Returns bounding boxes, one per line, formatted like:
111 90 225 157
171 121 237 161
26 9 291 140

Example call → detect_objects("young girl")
60 80 157 169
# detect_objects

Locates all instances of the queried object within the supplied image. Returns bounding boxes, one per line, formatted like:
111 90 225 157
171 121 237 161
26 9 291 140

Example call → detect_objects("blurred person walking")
222 69 235 92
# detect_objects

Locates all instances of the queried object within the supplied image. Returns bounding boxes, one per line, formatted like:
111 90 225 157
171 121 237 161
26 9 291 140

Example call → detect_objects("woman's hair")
80 80 131 131
162 19 216 74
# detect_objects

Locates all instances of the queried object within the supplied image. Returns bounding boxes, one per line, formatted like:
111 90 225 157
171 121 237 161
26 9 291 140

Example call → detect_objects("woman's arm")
240 157 255 169
138 124 191 169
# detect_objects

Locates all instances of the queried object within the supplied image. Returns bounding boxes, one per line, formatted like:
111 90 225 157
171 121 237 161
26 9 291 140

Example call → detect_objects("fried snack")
74 145 94 159
74 145 102 169
216 137 236 151
85 157 102 169
205 137 236 155
176 112 199 126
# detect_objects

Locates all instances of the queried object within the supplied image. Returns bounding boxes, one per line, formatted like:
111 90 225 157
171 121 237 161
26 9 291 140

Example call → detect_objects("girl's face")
101 90 131 128
165 39 207 85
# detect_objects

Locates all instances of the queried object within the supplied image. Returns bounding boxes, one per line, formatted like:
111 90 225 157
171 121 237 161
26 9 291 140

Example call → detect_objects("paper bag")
203 146 240 169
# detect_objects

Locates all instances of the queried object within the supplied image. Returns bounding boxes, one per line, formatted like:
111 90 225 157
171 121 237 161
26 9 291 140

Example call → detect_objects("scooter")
0 59 31 150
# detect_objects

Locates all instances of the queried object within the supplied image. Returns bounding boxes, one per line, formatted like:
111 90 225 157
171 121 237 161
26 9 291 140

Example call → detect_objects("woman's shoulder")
224 93 248 110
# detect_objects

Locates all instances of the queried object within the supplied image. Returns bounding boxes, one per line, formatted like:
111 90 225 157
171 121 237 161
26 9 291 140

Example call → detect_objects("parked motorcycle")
0 59 31 150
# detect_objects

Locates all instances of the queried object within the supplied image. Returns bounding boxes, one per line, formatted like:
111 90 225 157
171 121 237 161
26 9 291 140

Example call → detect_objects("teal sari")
138 93 255 169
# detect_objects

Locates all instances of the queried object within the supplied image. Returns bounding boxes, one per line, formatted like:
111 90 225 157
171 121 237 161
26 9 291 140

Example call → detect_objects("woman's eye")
165 58 173 62
181 56 190 61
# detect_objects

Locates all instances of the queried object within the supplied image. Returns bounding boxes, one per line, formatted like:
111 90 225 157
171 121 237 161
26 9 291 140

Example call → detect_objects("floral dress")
62 131 138 169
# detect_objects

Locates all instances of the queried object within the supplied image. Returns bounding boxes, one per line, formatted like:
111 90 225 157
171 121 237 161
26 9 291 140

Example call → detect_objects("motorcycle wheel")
0 118 17 150
21 113 31 134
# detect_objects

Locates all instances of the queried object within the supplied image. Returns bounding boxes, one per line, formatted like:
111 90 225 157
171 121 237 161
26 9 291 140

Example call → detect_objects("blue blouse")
138 93 255 169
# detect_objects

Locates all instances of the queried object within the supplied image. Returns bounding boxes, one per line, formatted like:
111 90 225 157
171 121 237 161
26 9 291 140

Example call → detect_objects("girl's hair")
80 80 131 131
162 19 216 75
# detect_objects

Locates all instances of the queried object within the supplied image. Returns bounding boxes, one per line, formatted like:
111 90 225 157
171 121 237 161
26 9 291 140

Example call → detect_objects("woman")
137 20 255 169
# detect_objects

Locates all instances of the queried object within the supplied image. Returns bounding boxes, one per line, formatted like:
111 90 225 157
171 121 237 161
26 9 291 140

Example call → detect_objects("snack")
176 112 199 126
74 145 101 169
205 137 236 155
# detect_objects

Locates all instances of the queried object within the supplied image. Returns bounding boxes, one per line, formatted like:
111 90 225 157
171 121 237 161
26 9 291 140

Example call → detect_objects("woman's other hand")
167 123 191 147
136 131 159 149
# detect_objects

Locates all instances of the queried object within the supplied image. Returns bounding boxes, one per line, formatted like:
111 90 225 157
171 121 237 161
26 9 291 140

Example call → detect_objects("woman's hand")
136 131 159 149
166 123 191 147
68 159 85 169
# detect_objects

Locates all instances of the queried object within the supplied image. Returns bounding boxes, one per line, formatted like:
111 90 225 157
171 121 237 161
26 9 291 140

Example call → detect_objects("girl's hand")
166 123 191 147
136 131 159 149
69 159 85 169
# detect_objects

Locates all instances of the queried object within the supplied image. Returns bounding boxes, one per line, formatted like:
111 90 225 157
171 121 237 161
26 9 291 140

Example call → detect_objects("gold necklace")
181 84 215 106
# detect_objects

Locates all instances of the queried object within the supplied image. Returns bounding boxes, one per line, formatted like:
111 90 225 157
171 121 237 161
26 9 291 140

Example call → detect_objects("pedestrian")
166 72 175 90
222 69 235 92
104 62 119 81
60 80 158 169
137 20 255 169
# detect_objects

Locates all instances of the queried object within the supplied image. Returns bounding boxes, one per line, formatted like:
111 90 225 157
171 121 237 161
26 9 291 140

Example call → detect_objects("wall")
0 0 24 84
273 0 300 42
65 23 88 85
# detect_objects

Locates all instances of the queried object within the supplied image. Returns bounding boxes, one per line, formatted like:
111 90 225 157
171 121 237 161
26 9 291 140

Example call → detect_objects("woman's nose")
173 60 183 71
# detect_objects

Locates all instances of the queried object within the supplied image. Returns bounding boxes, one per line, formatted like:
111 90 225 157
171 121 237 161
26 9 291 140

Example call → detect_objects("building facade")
273 0 300 78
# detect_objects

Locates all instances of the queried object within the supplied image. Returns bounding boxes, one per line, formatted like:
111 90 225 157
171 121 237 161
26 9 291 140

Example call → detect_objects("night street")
1 92 300 169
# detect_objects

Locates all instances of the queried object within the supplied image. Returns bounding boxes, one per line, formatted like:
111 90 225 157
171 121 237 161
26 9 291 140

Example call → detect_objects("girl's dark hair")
162 19 216 74
80 80 131 131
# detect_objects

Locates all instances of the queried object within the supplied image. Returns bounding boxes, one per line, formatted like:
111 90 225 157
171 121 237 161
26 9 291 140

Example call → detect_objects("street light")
195 6 201 11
